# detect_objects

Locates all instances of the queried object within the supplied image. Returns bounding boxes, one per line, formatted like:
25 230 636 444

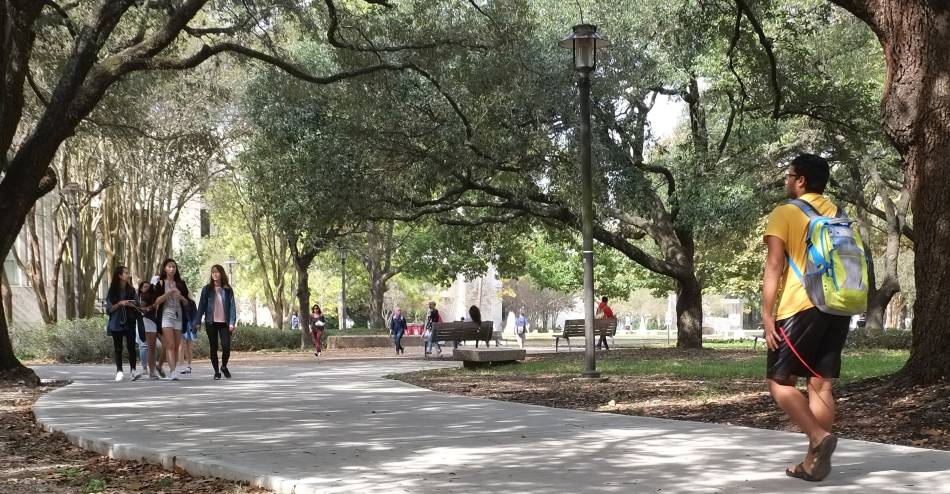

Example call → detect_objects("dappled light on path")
32 359 950 493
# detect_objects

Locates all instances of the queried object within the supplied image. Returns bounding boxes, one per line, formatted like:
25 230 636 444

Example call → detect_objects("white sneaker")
183 366 192 374
150 374 160 380
130 370 141 381
170 371 179 381
115 371 123 381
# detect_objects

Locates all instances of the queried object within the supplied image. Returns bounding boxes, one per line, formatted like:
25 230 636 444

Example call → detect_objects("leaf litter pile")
397 348 949 451
0 381 272 494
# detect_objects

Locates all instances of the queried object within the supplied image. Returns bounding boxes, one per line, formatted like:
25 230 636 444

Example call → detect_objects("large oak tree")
827 0 949 384
0 0 435 383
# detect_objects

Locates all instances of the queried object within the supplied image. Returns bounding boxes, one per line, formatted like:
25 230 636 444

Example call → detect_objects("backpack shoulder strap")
788 198 822 219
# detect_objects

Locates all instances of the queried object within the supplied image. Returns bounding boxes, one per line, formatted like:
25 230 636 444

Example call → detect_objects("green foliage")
81 478 107 493
176 231 207 295
225 324 301 351
9 319 308 363
845 328 912 350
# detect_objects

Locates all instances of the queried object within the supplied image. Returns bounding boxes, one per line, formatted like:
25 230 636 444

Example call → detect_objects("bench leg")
555 337 559 353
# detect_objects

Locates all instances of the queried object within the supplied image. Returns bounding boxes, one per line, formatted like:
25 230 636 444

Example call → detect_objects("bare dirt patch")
0 380 271 494
396 348 950 451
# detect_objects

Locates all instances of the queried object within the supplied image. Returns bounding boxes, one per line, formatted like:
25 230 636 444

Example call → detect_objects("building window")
200 208 211 238
3 251 21 286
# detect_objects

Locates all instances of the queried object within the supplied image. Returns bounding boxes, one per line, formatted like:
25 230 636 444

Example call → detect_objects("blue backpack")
785 199 869 316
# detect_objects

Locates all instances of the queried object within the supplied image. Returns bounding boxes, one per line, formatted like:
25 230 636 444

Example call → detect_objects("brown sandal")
809 434 838 481
785 462 808 479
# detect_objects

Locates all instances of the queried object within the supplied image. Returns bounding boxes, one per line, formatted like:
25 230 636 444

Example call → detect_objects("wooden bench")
424 321 494 357
552 318 618 353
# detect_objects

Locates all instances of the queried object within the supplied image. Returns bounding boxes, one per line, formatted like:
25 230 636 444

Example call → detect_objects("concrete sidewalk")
32 357 950 493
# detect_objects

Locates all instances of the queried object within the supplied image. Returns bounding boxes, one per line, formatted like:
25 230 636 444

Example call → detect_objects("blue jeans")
393 329 404 352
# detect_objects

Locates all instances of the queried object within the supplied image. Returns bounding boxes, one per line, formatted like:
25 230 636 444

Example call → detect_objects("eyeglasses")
785 172 801 181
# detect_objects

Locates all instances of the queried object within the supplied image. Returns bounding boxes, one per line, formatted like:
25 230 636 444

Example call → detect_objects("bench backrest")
561 318 618 337
431 321 494 342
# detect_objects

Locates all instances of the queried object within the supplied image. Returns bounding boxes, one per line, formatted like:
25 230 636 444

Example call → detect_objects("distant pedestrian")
178 292 198 375
595 296 614 350
515 311 528 348
196 265 237 380
424 301 442 356
292 312 299 330
390 307 408 355
153 258 189 381
763 154 851 481
106 266 141 382
310 305 326 357
137 280 162 379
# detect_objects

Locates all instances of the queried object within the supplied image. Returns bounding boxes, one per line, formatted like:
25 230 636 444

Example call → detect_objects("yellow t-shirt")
763 193 840 320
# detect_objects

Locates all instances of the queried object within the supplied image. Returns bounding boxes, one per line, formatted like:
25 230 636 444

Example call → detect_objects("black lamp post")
340 248 347 332
62 182 84 319
559 24 610 378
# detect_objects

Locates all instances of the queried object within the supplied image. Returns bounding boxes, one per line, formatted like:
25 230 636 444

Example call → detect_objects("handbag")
106 306 127 335
182 326 198 340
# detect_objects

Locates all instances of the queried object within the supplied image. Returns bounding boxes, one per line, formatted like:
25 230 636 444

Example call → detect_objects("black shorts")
767 307 850 380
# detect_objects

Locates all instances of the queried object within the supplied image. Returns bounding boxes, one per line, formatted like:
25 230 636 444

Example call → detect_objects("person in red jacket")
595 296 614 350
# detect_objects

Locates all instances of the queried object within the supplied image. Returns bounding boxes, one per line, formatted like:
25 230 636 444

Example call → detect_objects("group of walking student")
106 259 237 382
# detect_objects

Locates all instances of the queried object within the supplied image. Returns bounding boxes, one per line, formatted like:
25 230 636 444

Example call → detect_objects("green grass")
436 349 908 382
81 478 107 493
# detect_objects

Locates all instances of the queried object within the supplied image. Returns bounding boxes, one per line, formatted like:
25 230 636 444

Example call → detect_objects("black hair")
157 258 189 298
469 305 482 325
601 296 609 303
107 266 130 304
790 154 830 193
206 264 231 289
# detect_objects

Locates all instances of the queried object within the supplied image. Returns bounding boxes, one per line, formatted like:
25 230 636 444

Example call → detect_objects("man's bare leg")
769 376 831 474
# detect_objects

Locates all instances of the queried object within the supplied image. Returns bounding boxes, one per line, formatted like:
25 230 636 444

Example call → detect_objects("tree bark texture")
830 0 950 383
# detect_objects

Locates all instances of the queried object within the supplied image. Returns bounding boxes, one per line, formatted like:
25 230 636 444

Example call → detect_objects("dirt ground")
397 348 950 451
0 381 274 494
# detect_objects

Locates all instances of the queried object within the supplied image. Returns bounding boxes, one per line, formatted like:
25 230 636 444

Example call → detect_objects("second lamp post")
559 24 610 378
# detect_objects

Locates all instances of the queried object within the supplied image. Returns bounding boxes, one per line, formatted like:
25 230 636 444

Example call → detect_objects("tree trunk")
1 269 12 326
675 276 704 348
838 2 950 384
296 263 312 350
289 240 317 350
369 278 386 330
0 301 39 385
21 209 53 324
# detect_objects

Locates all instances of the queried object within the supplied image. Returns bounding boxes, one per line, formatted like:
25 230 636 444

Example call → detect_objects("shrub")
230 324 301 351
41 318 115 364
845 327 912 350
9 319 302 363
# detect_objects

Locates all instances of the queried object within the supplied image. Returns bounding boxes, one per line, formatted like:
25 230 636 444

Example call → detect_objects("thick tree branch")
42 0 78 38
734 0 782 118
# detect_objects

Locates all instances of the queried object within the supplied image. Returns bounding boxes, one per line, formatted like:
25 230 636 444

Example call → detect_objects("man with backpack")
762 154 868 482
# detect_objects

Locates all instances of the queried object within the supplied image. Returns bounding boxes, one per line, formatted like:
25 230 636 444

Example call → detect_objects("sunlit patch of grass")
403 349 908 382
